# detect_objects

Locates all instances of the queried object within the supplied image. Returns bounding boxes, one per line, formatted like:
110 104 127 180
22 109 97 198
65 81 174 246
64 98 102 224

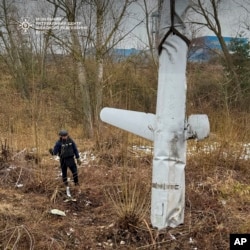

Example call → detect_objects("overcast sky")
16 0 250 49
117 0 250 49
194 0 250 38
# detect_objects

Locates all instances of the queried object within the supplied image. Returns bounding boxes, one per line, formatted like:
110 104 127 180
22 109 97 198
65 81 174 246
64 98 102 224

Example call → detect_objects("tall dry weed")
105 171 150 229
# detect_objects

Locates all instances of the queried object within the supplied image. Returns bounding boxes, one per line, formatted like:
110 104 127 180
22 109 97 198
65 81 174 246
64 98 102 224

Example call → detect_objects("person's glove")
49 148 54 155
77 158 81 166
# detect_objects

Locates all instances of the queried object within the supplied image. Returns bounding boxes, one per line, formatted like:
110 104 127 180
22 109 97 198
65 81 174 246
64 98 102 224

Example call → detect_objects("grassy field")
0 126 249 249
0 62 249 249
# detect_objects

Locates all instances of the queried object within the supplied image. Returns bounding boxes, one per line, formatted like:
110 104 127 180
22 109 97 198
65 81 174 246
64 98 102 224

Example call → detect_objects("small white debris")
50 209 66 216
108 223 114 228
221 200 226 205
169 233 176 240
84 200 92 206
67 228 75 236
120 240 125 245
7 165 17 171
15 183 24 188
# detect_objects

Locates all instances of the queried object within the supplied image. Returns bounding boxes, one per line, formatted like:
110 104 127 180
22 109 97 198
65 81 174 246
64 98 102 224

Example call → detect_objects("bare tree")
232 0 250 33
39 4 59 86
0 0 29 98
45 0 137 138
190 0 242 102
46 0 94 137
136 0 158 67
89 0 135 138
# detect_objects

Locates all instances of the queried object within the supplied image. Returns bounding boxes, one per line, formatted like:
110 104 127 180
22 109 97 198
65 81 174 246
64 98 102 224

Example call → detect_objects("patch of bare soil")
0 149 249 249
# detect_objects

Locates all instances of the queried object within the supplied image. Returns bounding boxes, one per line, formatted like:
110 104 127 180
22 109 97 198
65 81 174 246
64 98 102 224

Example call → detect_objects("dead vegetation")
0 131 249 249
0 55 249 249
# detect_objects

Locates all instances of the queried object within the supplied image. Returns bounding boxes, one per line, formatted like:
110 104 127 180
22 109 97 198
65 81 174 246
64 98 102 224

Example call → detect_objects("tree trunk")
66 0 94 137
95 2 105 136
0 0 29 98
76 60 94 137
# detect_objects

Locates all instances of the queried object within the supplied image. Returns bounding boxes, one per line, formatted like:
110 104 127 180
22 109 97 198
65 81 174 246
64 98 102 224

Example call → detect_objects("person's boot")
66 186 71 197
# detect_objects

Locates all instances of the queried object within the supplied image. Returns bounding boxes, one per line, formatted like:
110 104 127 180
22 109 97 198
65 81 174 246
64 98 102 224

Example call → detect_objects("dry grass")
0 129 249 249
0 64 249 249
105 174 151 229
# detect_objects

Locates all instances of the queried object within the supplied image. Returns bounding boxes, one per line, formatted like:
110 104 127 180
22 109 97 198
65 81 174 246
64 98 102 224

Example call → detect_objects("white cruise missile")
100 0 210 229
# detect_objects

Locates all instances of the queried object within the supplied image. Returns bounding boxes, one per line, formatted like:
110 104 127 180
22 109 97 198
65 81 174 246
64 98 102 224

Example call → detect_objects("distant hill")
188 36 248 62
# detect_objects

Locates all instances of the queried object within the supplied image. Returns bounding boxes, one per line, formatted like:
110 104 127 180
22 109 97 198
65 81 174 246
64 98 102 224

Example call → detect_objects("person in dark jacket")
49 130 81 196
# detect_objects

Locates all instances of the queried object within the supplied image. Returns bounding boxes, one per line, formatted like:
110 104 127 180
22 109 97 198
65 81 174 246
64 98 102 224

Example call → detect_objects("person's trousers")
60 157 79 186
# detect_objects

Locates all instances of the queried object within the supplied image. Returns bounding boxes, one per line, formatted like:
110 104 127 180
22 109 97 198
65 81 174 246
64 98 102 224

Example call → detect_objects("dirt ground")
0 146 249 250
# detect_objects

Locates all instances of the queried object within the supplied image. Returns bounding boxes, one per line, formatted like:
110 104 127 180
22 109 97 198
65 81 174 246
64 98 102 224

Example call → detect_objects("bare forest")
0 0 249 249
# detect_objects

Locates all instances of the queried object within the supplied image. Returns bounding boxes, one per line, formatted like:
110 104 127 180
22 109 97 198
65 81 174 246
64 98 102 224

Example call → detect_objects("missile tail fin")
100 107 155 141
